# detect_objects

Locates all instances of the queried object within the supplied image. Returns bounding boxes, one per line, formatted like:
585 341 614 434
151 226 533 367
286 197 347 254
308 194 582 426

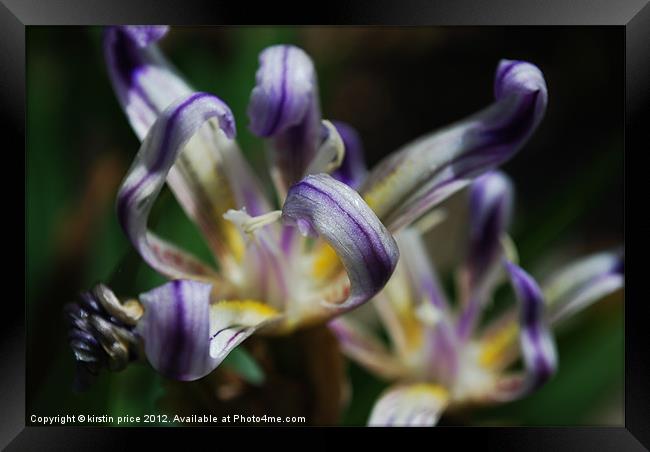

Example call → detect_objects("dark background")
26 26 623 425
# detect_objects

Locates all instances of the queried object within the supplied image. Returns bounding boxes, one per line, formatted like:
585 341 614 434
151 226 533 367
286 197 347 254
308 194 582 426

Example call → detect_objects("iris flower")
66 25 552 387
330 171 624 426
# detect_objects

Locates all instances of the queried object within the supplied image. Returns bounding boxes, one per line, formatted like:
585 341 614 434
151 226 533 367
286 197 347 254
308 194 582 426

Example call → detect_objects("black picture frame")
5 0 648 448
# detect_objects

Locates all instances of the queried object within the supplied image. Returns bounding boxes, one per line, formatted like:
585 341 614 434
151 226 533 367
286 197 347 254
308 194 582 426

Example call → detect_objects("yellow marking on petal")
480 321 519 368
406 383 449 402
312 243 343 281
363 158 417 216
501 234 519 265
212 299 279 318
223 221 245 262
402 315 424 352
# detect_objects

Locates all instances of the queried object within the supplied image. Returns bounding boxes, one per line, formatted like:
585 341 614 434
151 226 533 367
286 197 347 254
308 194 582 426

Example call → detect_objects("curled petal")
495 262 557 401
282 174 400 315
331 121 368 190
368 384 449 427
362 59 547 231
209 300 280 363
544 250 624 325
105 26 269 265
137 282 278 381
137 280 218 381
248 45 322 192
329 318 408 380
116 93 234 279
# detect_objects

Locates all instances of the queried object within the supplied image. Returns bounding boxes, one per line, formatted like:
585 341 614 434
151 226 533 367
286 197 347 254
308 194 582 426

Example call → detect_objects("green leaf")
222 347 266 386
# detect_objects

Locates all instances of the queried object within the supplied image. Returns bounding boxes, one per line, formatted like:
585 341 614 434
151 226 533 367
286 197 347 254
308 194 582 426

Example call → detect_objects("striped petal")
331 121 368 190
362 59 547 232
104 25 187 138
480 250 624 371
137 281 279 381
105 26 269 265
282 174 400 316
329 317 408 379
368 383 449 427
248 45 321 195
209 300 280 363
376 229 453 366
137 280 218 381
457 171 513 340
494 262 557 401
116 93 234 279
544 250 624 325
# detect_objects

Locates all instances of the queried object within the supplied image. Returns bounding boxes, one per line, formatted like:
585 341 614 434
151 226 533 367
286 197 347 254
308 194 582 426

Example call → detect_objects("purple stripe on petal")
106 26 270 265
248 45 322 190
104 26 192 140
502 261 557 399
368 384 449 427
116 93 235 279
137 280 220 381
457 171 513 340
362 59 546 232
282 174 399 314
467 171 513 285
331 121 368 190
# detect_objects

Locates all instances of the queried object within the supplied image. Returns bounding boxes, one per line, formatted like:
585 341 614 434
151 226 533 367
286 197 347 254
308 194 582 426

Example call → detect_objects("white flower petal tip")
368 384 449 427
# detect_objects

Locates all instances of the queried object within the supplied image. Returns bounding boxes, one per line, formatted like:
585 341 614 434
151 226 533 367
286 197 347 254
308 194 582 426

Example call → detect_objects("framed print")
4 0 648 449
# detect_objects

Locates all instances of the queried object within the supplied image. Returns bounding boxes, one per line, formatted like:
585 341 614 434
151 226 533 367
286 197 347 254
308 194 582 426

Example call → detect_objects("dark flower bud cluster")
64 284 141 390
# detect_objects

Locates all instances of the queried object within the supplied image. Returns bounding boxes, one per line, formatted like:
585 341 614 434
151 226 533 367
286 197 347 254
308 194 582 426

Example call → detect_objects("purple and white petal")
106 26 271 265
331 121 368 190
208 300 280 363
362 59 547 232
544 250 624 325
374 229 456 369
116 92 235 279
329 317 408 379
137 281 279 381
137 280 219 381
282 174 400 315
397 228 450 311
494 262 557 401
368 383 449 427
457 171 513 339
467 171 513 288
104 26 190 139
248 45 322 193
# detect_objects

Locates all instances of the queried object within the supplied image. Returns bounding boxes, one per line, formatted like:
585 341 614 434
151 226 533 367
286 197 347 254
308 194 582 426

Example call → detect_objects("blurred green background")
26 26 623 426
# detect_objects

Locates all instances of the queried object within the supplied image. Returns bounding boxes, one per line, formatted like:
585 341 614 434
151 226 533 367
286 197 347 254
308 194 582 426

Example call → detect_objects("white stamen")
223 209 282 234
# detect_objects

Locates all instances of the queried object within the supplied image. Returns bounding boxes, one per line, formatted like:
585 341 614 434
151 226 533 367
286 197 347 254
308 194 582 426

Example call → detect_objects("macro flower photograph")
26 26 624 426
